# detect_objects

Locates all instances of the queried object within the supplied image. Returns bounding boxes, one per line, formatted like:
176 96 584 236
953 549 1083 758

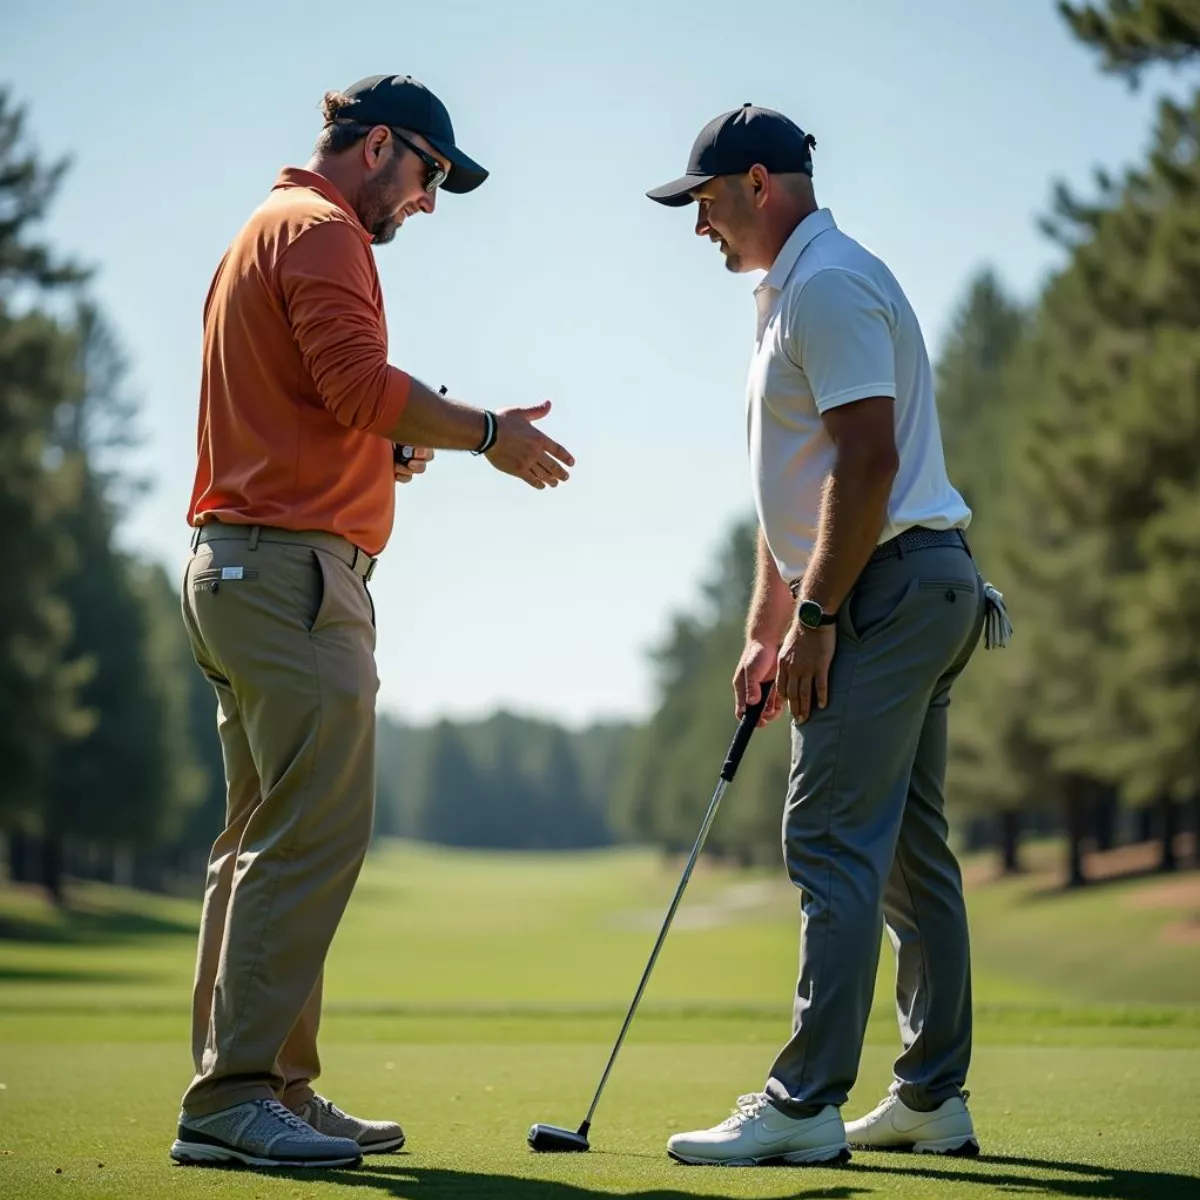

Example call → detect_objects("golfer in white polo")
645 104 1010 1167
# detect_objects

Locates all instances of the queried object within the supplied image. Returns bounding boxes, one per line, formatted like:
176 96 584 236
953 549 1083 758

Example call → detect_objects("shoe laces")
261 1098 320 1134
868 1090 969 1119
865 1094 901 1121
310 1094 349 1121
719 1092 771 1129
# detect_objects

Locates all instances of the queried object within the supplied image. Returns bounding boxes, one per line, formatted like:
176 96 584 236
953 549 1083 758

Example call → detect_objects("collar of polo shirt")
756 208 838 297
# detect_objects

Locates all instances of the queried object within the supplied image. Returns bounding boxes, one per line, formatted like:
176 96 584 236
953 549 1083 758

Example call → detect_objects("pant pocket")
917 579 977 603
303 550 333 635
843 576 921 645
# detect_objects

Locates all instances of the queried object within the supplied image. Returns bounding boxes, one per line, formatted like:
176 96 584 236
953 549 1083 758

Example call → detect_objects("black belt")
869 525 969 563
789 526 970 596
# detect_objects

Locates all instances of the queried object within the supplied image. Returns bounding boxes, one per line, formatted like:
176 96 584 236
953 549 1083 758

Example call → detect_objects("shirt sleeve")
786 268 897 412
277 220 411 436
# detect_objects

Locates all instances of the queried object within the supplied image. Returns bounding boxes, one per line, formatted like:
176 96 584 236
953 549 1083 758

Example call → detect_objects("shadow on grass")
841 1152 1199 1200
0 905 196 945
0 965 156 984
1017 836 1199 903
223 1153 1200 1199
190 1160 867 1199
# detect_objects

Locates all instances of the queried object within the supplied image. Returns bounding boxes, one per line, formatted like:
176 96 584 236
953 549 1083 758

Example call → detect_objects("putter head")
527 1122 590 1152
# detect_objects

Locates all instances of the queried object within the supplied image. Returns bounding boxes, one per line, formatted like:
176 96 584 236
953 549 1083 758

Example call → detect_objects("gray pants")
766 541 986 1117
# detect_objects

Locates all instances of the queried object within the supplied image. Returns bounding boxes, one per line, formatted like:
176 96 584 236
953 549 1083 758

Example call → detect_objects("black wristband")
471 410 498 456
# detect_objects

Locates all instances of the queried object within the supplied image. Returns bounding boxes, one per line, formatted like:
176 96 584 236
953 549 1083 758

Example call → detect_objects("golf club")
528 679 775 1153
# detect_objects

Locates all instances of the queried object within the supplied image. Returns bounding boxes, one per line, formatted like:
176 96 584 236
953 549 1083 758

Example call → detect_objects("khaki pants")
179 522 379 1117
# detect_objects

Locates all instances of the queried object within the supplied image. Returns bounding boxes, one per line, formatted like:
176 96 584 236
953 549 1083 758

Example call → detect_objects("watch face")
798 600 822 628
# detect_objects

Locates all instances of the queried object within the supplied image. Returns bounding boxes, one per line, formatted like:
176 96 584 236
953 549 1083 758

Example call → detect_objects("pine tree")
1060 1 1200 80
0 90 90 854
1017 9 1200 870
40 303 203 899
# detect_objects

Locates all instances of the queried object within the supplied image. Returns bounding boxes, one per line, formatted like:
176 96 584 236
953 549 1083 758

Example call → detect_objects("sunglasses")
390 130 449 193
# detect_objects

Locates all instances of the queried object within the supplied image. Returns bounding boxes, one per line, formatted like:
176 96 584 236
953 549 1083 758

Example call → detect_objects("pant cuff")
182 1082 278 1119
765 1079 831 1120
281 1084 316 1111
893 1080 962 1112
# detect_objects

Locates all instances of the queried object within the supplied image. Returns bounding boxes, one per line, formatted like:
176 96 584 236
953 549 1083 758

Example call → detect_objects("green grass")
1 842 1199 1198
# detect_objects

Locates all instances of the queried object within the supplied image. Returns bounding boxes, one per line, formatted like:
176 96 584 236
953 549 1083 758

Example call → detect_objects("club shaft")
583 776 730 1126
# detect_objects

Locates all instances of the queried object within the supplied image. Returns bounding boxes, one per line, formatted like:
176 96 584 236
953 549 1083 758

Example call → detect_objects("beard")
359 161 405 244
716 236 743 273
370 214 401 244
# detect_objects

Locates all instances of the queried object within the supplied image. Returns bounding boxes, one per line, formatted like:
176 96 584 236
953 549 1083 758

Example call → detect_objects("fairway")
2 842 1198 1198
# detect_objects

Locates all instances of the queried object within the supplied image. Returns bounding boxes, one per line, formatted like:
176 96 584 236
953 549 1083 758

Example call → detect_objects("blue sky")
1 0 1180 727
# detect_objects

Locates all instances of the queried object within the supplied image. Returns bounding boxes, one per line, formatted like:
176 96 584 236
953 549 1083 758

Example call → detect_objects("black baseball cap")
335 74 489 195
647 103 815 207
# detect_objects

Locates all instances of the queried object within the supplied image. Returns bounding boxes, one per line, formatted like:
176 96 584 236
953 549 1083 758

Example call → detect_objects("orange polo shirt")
188 168 412 557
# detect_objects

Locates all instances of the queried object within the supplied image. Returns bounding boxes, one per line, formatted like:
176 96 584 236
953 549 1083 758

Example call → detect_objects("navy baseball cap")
335 74 489 195
647 103 815 207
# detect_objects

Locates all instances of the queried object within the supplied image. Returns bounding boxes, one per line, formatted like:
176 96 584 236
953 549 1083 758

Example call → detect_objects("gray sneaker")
294 1094 405 1154
170 1098 363 1168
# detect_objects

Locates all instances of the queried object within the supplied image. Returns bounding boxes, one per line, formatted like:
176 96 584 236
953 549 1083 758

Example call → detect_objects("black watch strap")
798 598 839 628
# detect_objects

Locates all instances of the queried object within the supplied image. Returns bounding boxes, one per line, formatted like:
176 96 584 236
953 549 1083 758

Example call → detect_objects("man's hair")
313 90 423 162
314 90 386 154
775 171 815 199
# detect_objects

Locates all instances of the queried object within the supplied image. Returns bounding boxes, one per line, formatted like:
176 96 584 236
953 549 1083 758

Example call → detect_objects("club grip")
721 679 774 782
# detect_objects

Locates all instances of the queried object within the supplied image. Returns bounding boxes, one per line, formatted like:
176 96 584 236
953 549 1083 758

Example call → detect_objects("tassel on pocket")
982 582 1013 649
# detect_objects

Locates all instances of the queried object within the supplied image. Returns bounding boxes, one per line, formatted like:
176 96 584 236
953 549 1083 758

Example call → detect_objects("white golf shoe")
845 1091 979 1156
666 1092 851 1166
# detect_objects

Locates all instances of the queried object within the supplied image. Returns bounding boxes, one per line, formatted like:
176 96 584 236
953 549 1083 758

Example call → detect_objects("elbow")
317 364 409 436
874 446 900 484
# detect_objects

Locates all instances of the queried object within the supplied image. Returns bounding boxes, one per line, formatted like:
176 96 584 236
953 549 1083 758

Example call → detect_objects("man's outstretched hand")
486 401 574 489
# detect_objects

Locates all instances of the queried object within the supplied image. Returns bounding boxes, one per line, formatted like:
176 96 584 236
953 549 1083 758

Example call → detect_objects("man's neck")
305 154 361 211
760 198 819 271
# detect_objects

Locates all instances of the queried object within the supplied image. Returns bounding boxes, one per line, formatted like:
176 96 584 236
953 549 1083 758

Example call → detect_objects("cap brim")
645 173 714 207
426 137 489 195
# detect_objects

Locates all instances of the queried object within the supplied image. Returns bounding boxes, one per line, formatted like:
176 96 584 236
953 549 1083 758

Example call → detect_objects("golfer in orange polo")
172 73 574 1170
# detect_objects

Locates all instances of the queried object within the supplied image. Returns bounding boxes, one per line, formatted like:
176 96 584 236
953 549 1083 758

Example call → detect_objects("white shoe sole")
849 1135 979 1157
170 1139 362 1169
668 1142 851 1167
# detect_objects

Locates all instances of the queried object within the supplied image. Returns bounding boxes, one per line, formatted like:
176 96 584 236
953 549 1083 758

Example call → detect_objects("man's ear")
363 126 391 169
749 164 770 208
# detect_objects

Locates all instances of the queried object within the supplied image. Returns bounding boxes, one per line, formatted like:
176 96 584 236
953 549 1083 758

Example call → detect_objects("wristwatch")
797 598 838 629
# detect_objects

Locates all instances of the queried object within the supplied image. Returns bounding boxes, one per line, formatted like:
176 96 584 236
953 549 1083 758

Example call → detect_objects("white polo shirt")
746 208 971 587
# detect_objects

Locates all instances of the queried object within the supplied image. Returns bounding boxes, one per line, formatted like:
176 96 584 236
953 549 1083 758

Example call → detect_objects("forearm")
746 529 795 646
382 378 488 451
799 449 898 612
